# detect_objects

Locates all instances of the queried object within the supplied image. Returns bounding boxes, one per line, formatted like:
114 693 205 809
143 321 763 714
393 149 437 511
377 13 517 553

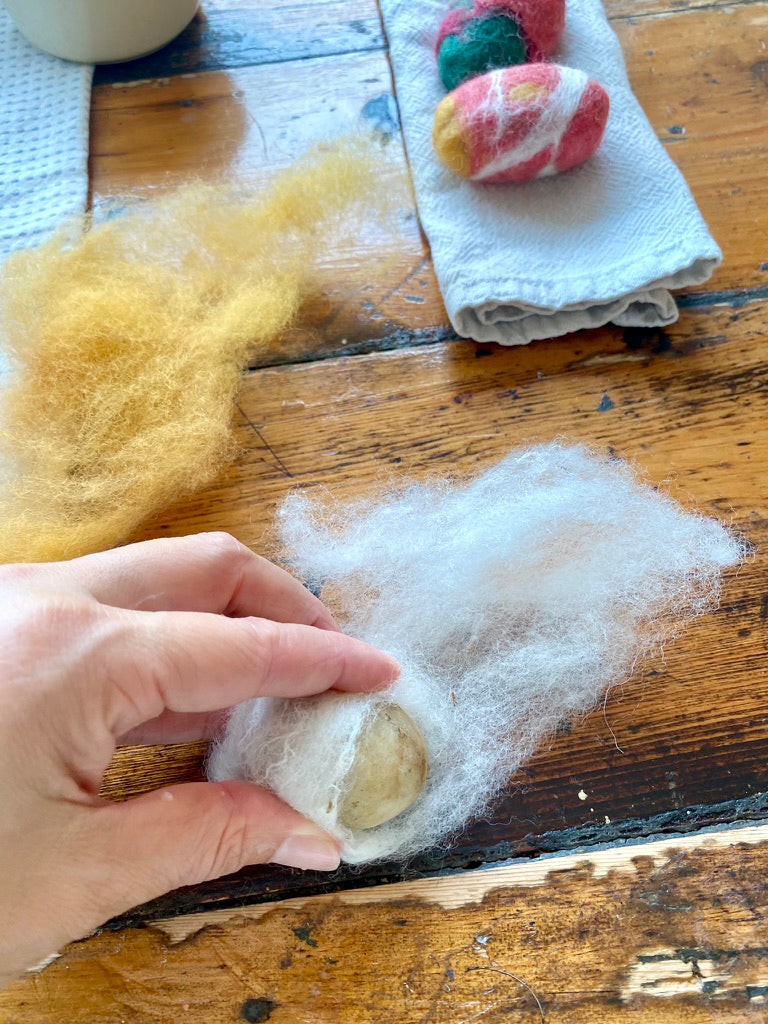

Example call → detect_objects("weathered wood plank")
604 0 748 17
91 51 393 193
89 50 448 347
620 3 768 295
93 0 384 85
5 826 768 1021
89 1 768 361
91 0 752 85
92 300 768 920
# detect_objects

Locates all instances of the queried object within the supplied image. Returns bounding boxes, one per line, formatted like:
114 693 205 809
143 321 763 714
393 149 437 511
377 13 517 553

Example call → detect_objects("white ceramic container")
3 0 199 64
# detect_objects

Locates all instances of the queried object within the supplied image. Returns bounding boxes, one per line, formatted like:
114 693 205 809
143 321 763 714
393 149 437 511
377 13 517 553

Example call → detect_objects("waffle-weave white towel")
0 7 91 381
379 0 720 344
0 7 92 260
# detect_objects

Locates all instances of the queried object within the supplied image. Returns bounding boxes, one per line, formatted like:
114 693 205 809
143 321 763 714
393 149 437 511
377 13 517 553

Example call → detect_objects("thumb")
85 781 340 922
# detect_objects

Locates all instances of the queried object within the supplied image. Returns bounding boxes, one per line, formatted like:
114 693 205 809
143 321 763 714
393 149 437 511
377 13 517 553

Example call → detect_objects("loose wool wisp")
0 139 387 565
209 444 743 864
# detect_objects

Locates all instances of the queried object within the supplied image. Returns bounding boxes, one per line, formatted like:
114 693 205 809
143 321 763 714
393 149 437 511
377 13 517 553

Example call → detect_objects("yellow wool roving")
0 139 387 564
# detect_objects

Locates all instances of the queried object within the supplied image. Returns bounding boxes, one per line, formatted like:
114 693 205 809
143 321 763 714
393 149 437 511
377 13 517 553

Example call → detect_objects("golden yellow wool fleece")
0 139 387 564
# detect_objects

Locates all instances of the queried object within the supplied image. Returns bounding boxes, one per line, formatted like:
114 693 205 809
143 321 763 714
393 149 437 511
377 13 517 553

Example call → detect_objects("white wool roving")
208 444 744 863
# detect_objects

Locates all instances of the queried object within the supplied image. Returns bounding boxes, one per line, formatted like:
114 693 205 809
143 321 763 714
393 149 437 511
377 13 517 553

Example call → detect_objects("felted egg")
436 0 565 92
433 63 610 185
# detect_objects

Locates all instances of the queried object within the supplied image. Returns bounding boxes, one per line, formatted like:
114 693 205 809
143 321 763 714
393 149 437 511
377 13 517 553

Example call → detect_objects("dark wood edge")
244 290 768 371
99 791 768 933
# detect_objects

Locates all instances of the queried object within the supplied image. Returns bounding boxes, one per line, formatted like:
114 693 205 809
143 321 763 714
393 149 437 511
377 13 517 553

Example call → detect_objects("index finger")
49 533 337 629
96 608 400 738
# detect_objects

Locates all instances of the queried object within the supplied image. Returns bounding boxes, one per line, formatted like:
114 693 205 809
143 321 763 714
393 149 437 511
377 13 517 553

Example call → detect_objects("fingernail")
386 657 401 682
318 610 340 632
273 833 341 872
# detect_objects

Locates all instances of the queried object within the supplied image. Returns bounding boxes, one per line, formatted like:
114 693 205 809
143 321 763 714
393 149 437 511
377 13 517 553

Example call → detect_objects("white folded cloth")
0 7 92 381
379 0 720 344
0 7 91 260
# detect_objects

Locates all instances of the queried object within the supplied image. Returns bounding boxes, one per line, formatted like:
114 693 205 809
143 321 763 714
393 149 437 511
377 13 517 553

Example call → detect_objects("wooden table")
3 0 768 1019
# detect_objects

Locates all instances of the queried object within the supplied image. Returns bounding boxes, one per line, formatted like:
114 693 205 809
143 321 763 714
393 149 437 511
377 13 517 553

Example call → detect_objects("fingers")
50 533 338 628
77 782 341 934
99 608 400 738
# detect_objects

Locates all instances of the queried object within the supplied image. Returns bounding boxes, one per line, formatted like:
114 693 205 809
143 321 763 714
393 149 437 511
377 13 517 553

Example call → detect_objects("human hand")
0 533 399 986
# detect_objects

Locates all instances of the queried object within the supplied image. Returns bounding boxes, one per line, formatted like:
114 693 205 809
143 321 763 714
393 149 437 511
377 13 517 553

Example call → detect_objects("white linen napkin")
379 0 720 344
0 6 92 380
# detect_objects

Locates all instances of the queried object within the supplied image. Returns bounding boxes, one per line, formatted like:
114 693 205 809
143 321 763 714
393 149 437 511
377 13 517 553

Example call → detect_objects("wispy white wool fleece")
208 444 743 863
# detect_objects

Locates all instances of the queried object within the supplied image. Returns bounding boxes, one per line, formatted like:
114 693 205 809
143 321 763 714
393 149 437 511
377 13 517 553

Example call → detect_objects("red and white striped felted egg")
433 63 610 185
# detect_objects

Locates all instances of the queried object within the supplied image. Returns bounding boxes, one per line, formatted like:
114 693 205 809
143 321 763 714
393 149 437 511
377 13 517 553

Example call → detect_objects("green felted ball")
437 14 526 92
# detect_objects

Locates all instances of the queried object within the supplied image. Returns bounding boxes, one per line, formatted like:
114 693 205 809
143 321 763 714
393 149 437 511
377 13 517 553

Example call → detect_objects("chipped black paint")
597 393 615 412
677 285 768 310
623 326 672 353
293 925 318 947
241 997 277 1022
678 946 768 963
361 93 401 140
247 325 456 370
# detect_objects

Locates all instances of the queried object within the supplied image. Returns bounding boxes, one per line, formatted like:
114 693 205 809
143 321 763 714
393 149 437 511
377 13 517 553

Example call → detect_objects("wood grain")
91 51 396 193
89 0 768 365
91 0 750 85
91 300 768 922
93 0 384 84
619 3 768 295
5 826 768 1022
604 0 741 15
89 50 448 349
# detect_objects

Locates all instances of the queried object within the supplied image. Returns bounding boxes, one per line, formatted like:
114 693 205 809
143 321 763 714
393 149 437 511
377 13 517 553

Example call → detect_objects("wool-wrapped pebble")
433 63 610 184
338 704 428 831
436 0 565 91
